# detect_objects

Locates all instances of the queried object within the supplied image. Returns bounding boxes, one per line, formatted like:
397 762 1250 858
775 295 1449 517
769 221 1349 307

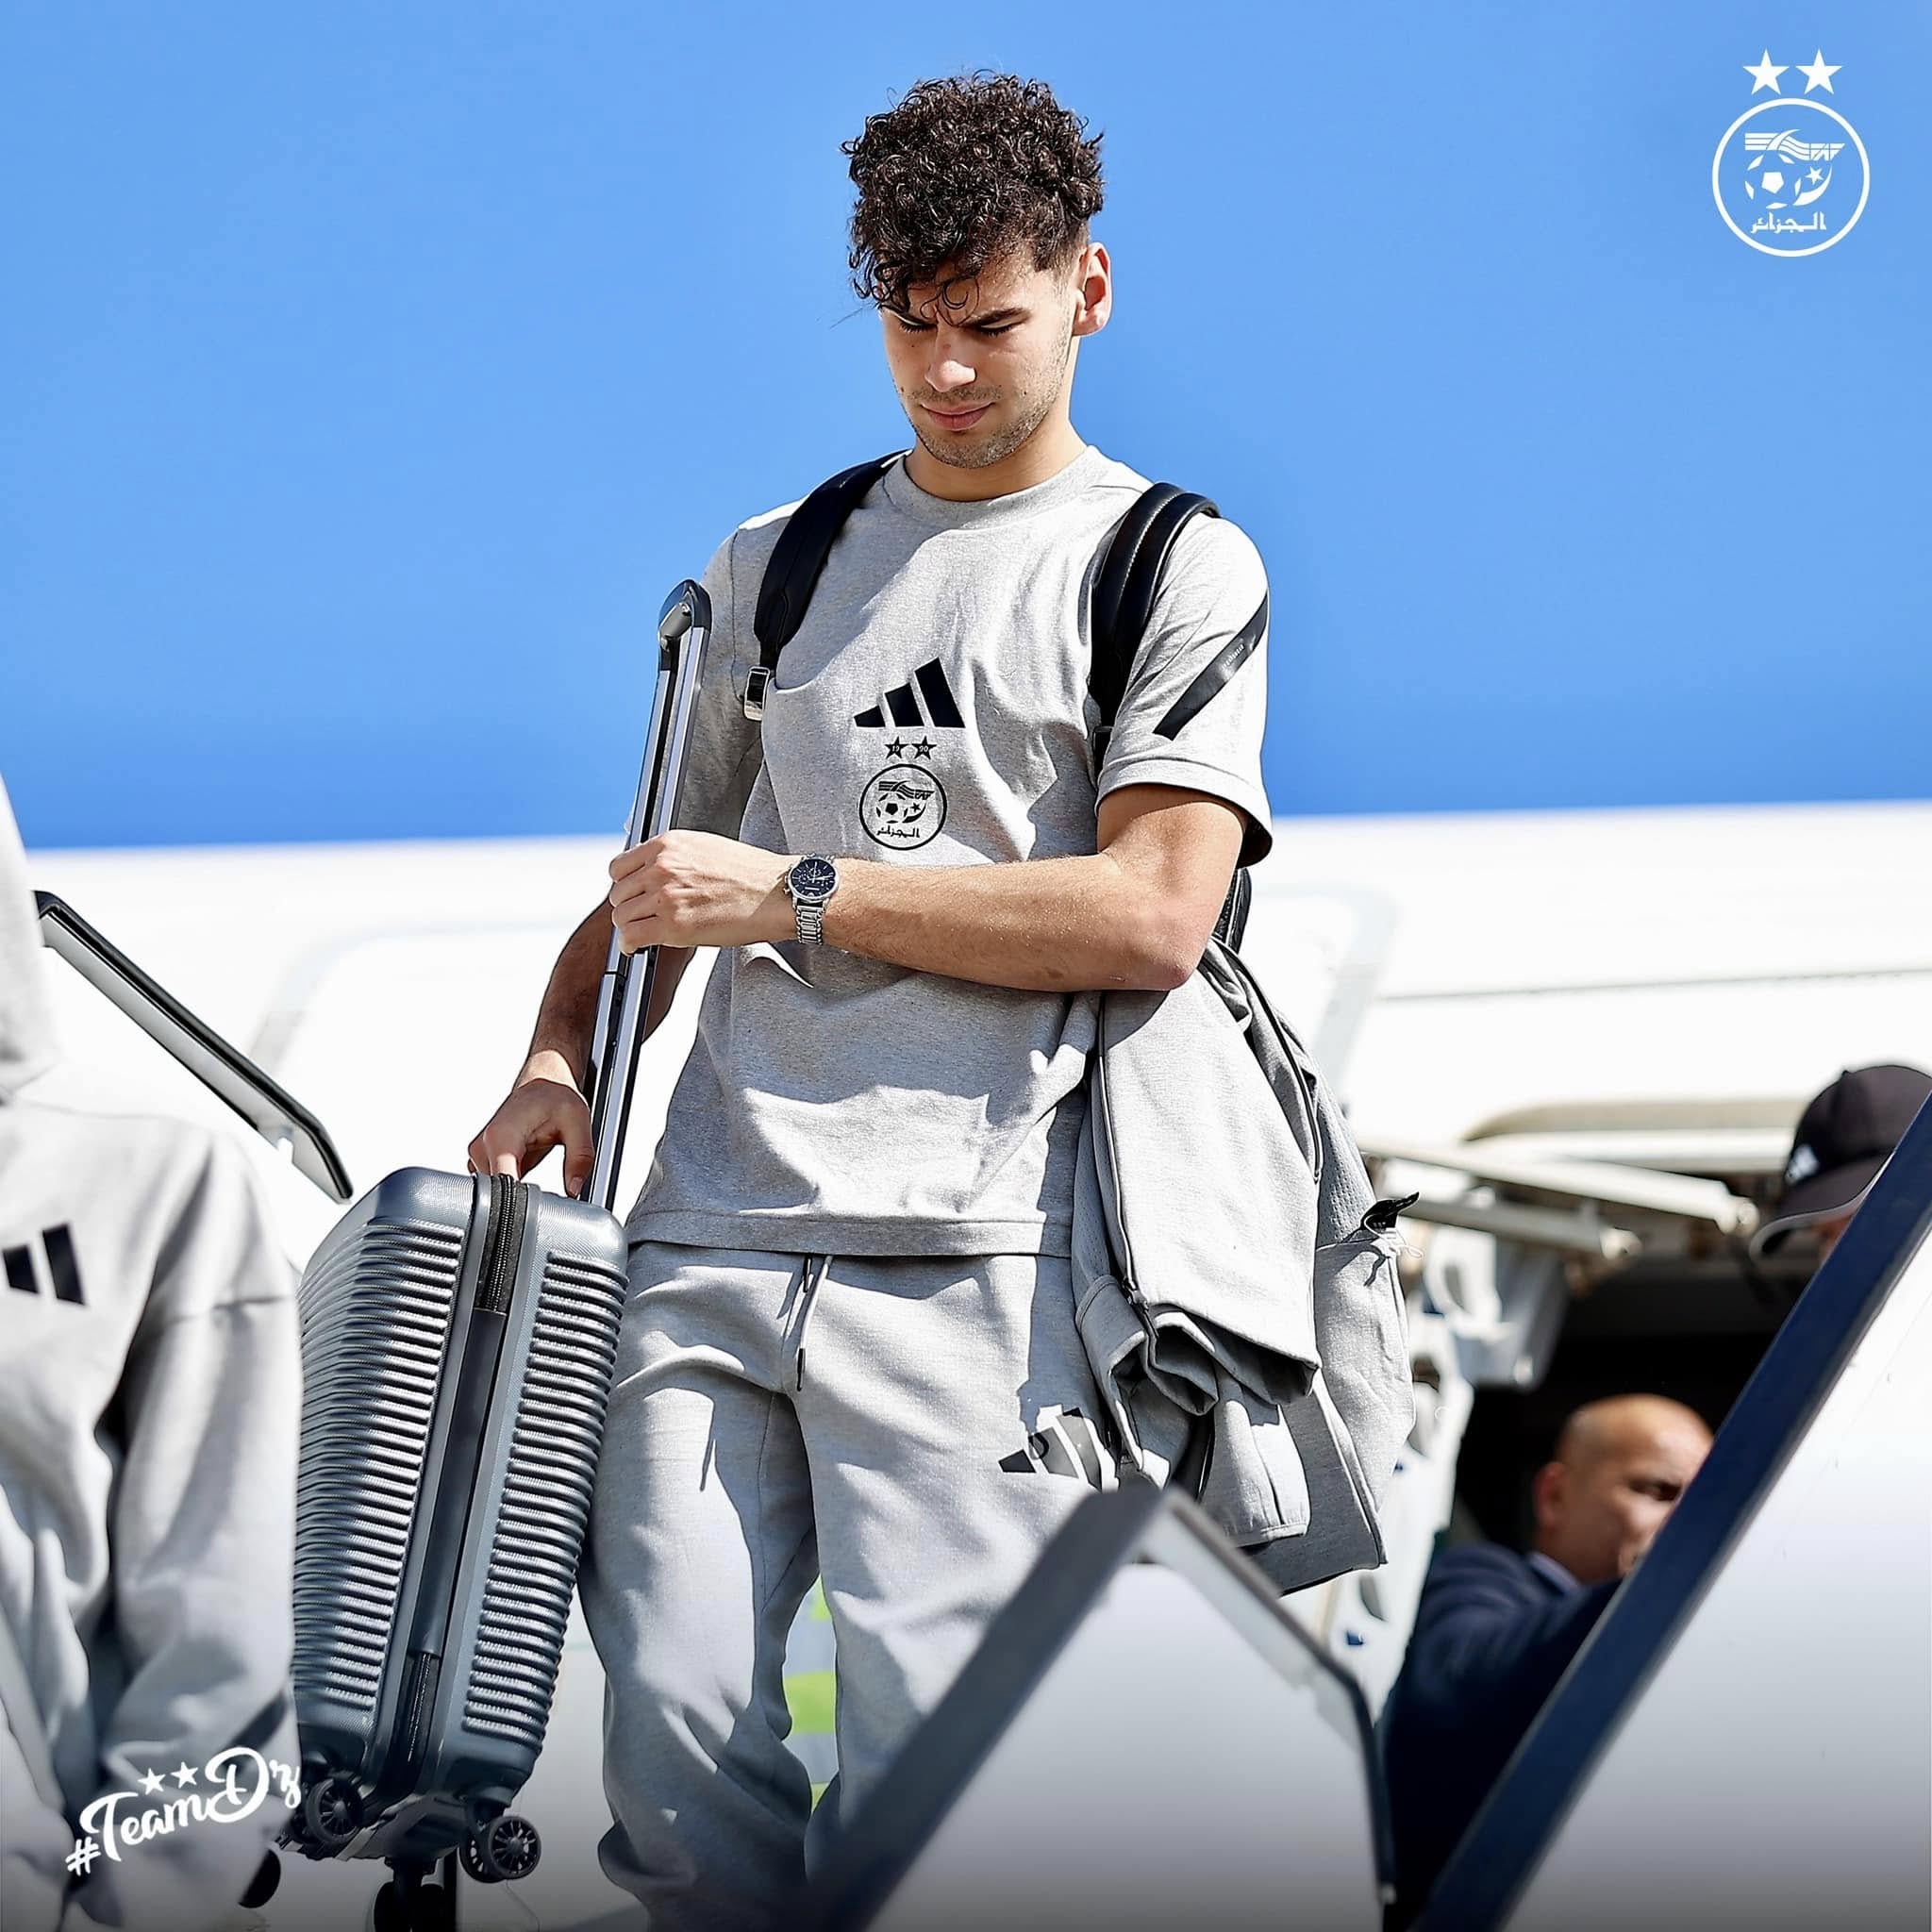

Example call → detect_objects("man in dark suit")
1380 1394 1712 1921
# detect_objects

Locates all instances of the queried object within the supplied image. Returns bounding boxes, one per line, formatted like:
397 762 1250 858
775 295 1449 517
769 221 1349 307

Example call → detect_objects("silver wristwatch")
784 855 839 945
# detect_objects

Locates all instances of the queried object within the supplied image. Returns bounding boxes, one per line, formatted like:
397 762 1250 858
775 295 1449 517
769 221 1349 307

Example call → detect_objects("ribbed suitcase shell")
291 1164 627 1865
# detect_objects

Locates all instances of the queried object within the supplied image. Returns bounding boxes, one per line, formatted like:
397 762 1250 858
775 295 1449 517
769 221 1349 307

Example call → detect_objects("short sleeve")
670 531 766 840
1094 514 1274 870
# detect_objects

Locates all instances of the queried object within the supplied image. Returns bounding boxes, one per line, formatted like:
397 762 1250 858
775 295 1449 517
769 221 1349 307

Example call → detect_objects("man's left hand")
608 832 796 952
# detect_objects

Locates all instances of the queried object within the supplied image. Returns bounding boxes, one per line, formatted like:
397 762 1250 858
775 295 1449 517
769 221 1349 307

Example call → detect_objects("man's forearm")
812 852 1180 992
525 904 691 1089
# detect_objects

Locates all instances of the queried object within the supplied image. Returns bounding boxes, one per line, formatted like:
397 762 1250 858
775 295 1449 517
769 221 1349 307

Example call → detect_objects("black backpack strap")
1089 485 1220 759
744 451 903 718
1091 484 1260 953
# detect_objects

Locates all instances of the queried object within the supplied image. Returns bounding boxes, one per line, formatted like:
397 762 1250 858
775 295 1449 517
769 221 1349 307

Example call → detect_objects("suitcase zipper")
380 1173 528 1799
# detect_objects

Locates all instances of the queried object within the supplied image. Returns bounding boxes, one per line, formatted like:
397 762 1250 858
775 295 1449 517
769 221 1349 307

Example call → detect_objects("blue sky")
3 2 1925 847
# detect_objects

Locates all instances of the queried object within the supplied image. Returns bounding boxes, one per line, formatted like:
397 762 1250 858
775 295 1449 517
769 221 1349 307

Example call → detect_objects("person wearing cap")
1752 1063 1932 1263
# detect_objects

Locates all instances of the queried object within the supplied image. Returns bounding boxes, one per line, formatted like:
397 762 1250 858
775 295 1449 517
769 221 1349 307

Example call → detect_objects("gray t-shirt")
626 441 1274 1257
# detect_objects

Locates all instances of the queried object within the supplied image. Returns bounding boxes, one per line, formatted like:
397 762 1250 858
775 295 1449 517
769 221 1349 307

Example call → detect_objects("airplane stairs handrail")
33 890 353 1201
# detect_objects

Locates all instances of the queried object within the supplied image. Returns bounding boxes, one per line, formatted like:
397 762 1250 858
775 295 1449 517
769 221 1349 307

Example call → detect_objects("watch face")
791 856 837 900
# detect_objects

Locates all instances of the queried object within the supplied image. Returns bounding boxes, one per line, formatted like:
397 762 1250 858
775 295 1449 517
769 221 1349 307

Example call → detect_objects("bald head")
1533 1395 1712 1586
1552 1395 1711 1476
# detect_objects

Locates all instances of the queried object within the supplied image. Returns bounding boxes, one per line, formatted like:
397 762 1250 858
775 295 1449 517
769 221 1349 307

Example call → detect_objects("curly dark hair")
842 73 1105 313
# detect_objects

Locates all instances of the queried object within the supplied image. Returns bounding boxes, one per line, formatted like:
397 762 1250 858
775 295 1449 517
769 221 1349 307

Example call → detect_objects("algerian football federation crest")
859 763 947 849
1712 49 1869 257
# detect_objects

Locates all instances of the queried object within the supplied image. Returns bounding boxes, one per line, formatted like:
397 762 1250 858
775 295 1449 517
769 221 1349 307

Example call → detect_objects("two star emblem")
135 1763 194 1796
884 738 936 759
1744 49 1841 94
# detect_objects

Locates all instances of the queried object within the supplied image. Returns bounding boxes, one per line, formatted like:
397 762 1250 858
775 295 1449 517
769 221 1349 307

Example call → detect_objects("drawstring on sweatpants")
794 1254 831 1390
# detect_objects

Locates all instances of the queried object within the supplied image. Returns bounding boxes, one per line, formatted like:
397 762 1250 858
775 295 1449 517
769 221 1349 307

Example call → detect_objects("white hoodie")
0 777 301 1931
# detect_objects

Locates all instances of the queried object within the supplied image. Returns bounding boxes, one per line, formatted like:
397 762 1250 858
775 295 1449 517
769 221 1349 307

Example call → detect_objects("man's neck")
904 417 1087 503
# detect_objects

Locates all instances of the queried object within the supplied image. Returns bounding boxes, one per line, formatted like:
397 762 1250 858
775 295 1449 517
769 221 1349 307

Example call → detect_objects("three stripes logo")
5 1224 86 1306
854 658 964 732
999 1406 1119 1494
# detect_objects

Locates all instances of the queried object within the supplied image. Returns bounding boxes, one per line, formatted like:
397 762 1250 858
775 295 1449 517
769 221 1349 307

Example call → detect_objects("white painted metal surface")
865 1510 1386 1932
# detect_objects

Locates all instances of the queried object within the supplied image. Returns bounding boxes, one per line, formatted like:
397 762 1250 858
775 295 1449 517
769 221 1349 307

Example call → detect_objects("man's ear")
1530 1459 1566 1537
1072 241 1110 338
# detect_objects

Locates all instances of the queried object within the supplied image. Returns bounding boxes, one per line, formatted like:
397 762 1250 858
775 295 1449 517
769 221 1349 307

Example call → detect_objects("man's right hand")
467 1051 594 1199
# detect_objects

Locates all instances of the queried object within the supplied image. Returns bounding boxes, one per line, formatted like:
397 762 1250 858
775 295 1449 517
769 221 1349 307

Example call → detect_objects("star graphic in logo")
1742 49 1787 93
909 738 936 759
139 1769 165 1796
1796 49 1840 94
172 1761 198 1789
885 738 906 758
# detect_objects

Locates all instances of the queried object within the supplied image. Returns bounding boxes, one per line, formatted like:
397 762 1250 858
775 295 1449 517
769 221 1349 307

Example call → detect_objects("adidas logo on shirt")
4 1224 86 1305
854 658 964 730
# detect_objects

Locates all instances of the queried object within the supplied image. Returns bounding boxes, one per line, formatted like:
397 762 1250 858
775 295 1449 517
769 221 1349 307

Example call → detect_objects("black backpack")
741 452 1254 951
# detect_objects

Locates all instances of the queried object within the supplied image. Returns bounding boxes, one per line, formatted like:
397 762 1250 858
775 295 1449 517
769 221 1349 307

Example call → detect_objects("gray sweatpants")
576 1239 1109 1930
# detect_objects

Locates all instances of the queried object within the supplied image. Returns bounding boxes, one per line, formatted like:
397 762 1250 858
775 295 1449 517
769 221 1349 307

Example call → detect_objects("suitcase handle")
581 579 713 1213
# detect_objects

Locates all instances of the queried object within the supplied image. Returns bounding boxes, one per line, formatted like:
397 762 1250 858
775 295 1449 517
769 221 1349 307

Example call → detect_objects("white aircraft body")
25 796 1932 1929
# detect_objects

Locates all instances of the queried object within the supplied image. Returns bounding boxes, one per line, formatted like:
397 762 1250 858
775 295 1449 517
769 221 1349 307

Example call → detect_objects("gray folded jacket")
1072 935 1416 1595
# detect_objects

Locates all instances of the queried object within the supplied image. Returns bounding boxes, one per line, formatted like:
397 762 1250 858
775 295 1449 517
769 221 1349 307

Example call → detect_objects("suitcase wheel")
302 1773 363 1850
459 1809 541 1884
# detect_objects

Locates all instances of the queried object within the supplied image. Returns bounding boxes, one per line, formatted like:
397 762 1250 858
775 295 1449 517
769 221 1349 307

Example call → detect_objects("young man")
469 72 1274 1928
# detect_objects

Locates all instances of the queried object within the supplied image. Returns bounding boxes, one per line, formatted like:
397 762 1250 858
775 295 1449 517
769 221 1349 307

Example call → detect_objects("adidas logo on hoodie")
4 1224 86 1304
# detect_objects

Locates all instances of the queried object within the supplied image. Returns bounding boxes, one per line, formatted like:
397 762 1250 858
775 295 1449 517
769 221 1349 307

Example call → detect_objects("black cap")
1752 1063 1932 1257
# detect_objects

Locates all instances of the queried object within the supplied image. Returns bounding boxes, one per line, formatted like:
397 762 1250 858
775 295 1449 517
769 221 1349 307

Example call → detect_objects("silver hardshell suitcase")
281 581 713 1931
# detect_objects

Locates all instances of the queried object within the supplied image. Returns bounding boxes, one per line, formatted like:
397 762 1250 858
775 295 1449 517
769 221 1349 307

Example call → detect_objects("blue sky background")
3 2 1926 848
